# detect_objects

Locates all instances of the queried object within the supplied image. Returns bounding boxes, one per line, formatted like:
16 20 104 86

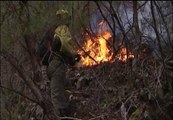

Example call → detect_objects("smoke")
89 9 110 34
87 1 173 58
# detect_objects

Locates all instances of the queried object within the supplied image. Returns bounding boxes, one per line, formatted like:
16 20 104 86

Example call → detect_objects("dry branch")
0 85 39 104
150 1 165 60
0 50 43 102
154 1 172 52
0 49 60 120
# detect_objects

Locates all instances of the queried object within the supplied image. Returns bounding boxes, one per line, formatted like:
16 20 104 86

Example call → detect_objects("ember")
116 48 134 62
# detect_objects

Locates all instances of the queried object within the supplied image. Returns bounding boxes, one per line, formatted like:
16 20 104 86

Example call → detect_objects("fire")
77 31 114 67
116 48 134 62
77 21 134 67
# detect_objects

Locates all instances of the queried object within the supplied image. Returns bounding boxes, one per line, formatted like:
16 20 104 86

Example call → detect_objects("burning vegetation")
77 31 114 67
77 21 134 67
116 48 134 62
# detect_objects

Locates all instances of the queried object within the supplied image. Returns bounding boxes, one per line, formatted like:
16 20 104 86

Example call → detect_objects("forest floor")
64 56 173 120
1 47 172 120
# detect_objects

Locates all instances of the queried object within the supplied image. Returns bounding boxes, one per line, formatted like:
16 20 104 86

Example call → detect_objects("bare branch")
123 2 135 40
154 1 173 52
60 116 82 120
137 1 148 10
109 2 130 59
89 114 108 120
0 50 43 102
150 1 165 60
0 85 40 105
101 1 117 53
133 1 141 44
95 1 114 33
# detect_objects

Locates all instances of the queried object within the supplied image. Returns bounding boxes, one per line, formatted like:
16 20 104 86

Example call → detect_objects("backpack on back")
38 25 57 65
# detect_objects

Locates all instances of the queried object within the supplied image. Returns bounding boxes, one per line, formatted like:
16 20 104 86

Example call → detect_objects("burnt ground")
65 56 173 120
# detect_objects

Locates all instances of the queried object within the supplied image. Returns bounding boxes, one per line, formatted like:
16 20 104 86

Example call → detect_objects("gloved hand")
67 54 82 68
74 54 81 62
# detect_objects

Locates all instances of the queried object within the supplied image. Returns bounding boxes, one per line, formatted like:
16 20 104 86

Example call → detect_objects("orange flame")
77 21 134 67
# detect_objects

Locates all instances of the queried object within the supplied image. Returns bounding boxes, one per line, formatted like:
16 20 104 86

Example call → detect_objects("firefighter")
42 9 80 117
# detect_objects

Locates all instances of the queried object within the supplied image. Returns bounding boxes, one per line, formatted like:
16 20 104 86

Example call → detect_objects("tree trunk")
132 1 141 71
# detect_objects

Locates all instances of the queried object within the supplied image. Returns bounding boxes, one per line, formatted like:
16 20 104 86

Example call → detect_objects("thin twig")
0 85 39 104
110 2 130 59
108 1 119 54
0 50 44 102
137 1 148 10
95 1 113 33
60 116 82 120
150 1 165 60
89 114 107 120
154 1 172 52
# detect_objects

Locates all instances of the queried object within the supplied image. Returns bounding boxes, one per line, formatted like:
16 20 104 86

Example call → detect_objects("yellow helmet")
55 9 71 25
56 9 69 16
